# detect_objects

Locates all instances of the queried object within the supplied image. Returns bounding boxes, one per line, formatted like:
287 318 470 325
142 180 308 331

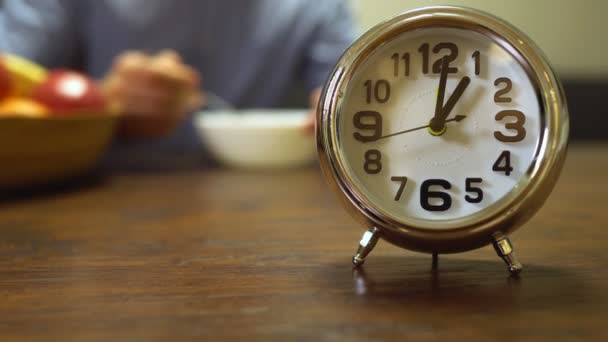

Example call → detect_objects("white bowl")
194 109 316 168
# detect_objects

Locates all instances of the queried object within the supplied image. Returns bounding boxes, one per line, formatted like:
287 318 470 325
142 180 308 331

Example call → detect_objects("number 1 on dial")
472 50 481 76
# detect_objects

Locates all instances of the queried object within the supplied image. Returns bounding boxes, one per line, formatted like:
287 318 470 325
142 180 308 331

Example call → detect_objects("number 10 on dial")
317 6 568 275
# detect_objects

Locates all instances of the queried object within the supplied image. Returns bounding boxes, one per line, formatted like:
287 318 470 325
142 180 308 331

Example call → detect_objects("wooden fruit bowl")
0 114 118 188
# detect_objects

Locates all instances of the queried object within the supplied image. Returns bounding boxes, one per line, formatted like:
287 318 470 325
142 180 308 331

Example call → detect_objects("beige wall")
351 0 608 79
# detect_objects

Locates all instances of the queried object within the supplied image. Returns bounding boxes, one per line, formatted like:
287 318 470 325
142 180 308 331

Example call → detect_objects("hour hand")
429 76 471 135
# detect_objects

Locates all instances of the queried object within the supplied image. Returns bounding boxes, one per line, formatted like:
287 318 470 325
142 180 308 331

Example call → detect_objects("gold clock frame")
316 6 569 274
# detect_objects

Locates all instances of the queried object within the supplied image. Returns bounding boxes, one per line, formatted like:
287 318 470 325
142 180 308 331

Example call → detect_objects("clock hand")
433 57 449 121
428 58 450 135
373 115 466 141
429 76 471 135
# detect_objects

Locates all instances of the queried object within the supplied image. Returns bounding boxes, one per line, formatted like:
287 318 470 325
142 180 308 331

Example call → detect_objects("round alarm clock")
316 6 568 274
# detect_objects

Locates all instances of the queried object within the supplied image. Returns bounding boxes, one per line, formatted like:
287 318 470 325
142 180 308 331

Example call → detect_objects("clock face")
337 27 542 226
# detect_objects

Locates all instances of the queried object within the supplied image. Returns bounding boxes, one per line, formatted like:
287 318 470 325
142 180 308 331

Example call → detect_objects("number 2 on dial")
493 77 527 143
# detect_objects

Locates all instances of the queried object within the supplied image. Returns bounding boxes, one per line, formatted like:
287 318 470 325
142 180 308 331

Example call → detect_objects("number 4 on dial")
493 150 514 176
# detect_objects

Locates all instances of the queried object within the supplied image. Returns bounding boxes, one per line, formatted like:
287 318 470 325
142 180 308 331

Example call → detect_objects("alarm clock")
316 6 568 274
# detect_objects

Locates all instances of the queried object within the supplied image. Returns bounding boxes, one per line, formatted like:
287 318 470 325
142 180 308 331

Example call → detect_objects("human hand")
102 50 204 139
305 87 322 135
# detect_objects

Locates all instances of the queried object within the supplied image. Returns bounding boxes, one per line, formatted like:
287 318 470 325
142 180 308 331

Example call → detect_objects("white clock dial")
338 27 541 225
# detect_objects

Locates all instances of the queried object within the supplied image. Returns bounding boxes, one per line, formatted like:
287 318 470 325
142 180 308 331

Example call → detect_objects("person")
0 0 356 139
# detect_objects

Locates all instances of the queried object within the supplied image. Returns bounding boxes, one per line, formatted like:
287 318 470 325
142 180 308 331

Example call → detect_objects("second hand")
372 115 467 142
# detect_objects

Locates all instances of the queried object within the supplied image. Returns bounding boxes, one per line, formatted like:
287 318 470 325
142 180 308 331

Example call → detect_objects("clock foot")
492 234 523 276
431 252 439 271
352 227 380 267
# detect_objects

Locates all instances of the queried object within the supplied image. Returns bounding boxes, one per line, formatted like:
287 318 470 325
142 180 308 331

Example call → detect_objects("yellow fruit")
2 53 48 97
0 97 49 118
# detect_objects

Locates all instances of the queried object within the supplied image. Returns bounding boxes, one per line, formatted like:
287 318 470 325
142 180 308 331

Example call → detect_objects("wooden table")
1 143 607 341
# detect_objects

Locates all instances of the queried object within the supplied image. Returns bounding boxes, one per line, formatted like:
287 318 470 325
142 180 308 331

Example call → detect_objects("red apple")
31 69 106 115
0 57 11 101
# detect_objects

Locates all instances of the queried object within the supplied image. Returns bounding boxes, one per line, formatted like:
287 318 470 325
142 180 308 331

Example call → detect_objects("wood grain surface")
0 143 607 341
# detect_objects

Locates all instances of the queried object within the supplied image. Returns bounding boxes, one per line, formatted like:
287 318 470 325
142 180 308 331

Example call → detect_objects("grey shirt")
0 0 356 107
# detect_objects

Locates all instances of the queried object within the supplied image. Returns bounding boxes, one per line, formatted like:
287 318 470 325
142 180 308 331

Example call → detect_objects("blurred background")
350 0 607 140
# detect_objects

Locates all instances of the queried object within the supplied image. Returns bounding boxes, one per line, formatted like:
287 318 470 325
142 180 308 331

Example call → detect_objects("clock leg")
352 227 380 267
432 252 439 271
492 234 523 276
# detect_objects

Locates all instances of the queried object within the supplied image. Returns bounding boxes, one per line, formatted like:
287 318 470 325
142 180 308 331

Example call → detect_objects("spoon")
204 92 234 110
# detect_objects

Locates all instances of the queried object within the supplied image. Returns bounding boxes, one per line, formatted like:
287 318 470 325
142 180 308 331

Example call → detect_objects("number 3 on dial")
494 110 526 142
493 77 526 143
